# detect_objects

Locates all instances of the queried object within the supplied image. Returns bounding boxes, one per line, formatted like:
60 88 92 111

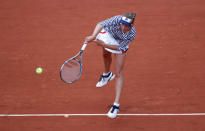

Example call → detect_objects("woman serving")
85 12 136 119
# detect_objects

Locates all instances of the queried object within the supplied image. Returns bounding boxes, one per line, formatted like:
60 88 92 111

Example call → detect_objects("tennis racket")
60 42 87 83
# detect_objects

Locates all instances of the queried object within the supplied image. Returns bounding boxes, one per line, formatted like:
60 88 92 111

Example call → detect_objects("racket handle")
81 42 87 51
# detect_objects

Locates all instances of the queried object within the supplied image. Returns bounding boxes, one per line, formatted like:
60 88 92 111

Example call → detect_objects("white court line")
0 113 205 117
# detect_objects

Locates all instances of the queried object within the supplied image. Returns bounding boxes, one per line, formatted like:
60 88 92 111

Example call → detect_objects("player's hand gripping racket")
60 42 87 83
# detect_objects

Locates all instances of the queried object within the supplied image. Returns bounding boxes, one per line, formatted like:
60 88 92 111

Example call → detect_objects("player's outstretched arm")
93 39 118 50
85 24 103 42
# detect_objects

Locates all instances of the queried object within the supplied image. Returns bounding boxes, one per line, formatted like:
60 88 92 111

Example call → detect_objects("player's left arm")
93 39 118 50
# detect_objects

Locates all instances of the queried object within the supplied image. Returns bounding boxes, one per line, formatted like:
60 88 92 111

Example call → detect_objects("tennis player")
85 12 136 118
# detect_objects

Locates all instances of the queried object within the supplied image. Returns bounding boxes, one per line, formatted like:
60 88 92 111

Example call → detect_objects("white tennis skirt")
96 29 122 54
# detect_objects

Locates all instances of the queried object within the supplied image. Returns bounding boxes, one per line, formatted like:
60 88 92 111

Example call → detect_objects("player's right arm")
85 15 121 43
85 24 103 42
98 15 121 28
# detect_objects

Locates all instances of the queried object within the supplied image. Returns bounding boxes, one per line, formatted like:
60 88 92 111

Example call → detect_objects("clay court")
0 0 205 130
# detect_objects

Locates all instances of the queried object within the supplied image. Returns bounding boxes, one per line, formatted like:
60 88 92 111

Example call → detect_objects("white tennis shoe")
96 72 115 87
107 105 119 119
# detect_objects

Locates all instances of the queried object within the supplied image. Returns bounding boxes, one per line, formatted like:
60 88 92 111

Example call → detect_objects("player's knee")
115 71 123 78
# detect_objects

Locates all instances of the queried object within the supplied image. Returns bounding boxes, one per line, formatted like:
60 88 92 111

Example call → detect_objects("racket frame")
60 42 87 84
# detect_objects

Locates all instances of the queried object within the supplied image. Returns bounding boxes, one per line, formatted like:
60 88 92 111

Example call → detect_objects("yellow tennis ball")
36 67 43 74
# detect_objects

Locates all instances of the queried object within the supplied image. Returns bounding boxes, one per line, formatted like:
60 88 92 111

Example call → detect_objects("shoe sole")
96 74 115 88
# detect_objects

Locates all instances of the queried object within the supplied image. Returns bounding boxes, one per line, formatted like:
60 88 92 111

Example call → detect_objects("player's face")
121 24 132 33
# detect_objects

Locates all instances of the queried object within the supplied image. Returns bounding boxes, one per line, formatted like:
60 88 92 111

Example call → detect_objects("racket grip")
81 42 87 51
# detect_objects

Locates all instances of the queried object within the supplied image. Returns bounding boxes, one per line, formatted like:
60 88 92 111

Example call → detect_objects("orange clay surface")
0 0 205 130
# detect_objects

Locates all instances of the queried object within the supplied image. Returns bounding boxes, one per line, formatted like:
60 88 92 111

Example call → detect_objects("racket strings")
65 61 79 68
61 59 81 83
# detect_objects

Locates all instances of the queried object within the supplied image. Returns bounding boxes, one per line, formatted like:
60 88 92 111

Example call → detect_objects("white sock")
103 72 110 76
114 102 120 107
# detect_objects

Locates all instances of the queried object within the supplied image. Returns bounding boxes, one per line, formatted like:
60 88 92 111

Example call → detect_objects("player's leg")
102 47 112 73
95 42 115 87
108 53 126 118
95 29 117 87
114 53 126 104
